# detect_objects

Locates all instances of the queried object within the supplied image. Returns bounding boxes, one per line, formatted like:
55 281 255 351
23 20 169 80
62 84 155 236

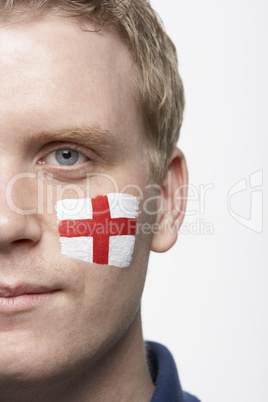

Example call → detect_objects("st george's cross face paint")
55 193 140 268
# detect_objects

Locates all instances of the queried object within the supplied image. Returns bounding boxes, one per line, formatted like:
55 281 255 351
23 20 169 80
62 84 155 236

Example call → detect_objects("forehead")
0 14 142 145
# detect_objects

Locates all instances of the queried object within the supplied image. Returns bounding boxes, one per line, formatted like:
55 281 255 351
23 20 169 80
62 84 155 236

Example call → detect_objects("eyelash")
36 142 97 180
38 143 93 167
40 149 88 166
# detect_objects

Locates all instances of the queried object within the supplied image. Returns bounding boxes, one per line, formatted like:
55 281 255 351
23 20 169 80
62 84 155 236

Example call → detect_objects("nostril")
11 239 37 246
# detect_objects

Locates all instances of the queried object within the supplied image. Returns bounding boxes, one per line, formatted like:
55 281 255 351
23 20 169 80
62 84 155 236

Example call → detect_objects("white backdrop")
142 1 268 401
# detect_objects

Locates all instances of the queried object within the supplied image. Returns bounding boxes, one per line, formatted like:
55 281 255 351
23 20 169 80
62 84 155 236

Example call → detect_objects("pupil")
62 150 72 159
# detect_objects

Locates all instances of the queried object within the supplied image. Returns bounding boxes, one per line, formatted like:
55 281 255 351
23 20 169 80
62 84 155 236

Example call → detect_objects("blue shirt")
146 341 201 402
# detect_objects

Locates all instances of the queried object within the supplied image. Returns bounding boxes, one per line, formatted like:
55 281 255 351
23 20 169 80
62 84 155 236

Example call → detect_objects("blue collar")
146 341 200 402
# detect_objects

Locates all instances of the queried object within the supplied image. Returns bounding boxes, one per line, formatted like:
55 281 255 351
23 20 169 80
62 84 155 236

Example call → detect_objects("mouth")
0 284 61 313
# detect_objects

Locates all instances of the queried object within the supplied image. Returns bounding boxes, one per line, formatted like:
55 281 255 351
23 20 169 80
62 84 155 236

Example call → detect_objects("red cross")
58 195 137 265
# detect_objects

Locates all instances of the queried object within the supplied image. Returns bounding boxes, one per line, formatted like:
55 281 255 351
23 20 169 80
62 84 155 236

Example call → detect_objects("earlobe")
150 147 188 253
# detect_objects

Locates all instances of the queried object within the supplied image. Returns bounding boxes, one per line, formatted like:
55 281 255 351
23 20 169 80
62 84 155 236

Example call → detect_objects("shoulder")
146 341 201 402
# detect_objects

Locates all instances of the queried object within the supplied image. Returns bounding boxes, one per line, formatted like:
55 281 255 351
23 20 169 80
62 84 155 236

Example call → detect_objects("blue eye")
55 150 79 166
41 148 88 166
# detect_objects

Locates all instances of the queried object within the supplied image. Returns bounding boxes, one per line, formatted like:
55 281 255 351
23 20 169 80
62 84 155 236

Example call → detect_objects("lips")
0 284 58 297
0 283 60 313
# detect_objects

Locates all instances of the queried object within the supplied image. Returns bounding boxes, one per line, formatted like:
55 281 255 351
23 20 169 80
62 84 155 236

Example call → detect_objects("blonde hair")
2 0 185 181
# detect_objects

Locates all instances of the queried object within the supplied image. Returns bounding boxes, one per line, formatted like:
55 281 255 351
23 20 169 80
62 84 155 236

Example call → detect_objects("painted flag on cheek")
56 193 139 268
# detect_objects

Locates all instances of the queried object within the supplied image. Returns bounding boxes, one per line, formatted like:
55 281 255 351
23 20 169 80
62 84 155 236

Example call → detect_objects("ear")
151 147 188 253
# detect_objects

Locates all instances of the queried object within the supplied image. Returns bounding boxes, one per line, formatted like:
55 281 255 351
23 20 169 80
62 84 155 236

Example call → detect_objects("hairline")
1 2 180 183
1 8 155 181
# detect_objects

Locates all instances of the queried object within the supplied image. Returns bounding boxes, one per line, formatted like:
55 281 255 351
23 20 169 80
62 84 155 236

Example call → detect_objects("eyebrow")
29 123 124 155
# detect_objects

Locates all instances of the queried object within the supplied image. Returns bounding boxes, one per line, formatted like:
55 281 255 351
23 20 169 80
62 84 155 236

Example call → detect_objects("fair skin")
0 13 188 402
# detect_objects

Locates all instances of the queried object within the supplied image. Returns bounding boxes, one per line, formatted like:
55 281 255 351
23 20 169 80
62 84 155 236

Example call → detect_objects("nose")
0 172 42 252
0 213 41 251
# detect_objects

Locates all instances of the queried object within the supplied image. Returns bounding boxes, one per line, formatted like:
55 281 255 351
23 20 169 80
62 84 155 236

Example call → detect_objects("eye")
42 149 88 166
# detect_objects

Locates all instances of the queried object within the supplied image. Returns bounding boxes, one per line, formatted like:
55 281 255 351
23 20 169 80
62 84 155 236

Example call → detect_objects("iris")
55 150 79 166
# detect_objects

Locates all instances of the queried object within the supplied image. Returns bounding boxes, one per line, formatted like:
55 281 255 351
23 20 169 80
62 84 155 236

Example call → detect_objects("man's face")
0 14 154 379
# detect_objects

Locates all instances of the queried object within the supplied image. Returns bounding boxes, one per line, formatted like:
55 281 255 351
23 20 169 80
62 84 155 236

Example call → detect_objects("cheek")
47 192 146 340
41 192 151 333
56 193 140 269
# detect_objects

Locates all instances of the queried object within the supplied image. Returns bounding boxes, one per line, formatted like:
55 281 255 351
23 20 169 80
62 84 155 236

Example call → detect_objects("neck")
0 309 155 402
85 310 155 402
